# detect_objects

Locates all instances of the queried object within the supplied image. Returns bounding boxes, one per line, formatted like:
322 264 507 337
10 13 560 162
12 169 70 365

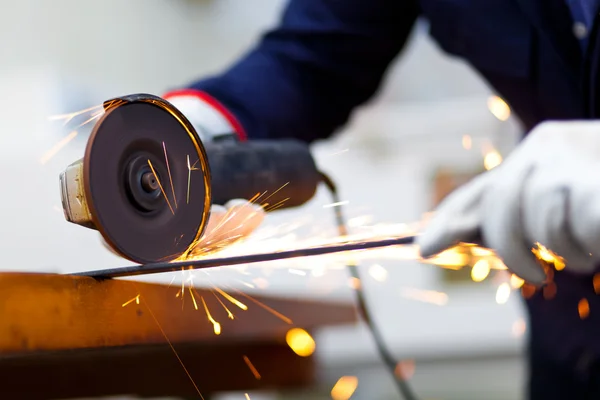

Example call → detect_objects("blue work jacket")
185 0 600 398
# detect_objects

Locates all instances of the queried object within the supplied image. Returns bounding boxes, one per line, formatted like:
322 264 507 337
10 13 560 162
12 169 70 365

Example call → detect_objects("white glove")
417 120 600 285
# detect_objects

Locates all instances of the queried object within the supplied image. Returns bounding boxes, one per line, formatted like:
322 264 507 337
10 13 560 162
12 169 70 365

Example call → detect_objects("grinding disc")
83 94 212 264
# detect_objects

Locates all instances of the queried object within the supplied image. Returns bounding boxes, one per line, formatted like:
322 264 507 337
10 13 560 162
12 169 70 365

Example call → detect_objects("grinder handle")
204 139 321 210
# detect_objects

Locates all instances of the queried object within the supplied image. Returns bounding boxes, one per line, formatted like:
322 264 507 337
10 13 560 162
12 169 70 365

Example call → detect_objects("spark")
510 274 525 289
71 110 103 131
245 394 251 400
470 246 496 257
289 268 307 276
48 104 101 121
285 328 316 357
39 130 78 165
237 280 255 289
258 182 289 208
186 154 198 204
399 287 448 306
368 264 388 282
129 283 204 399
521 283 537 299
234 267 252 276
348 277 361 290
471 260 490 282
329 148 349 156
511 318 526 337
347 215 373 228
121 294 140 307
175 234 185 246
246 192 263 204
175 210 518 302
578 298 590 319
422 248 469 269
395 360 416 380
252 278 269 289
212 290 235 319
532 243 565 271
265 197 290 212
462 135 472 150
198 276 241 318
162 142 177 208
198 198 260 243
331 376 358 400
175 276 185 308
147 159 175 215
323 201 350 208
229 286 292 324
594 273 600 294
189 287 199 310
496 283 511 304
200 296 221 335
243 355 261 380
487 95 511 121
484 149 503 170
213 286 248 311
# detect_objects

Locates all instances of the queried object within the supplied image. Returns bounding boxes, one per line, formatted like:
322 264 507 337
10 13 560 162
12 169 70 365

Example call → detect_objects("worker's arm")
417 121 600 284
164 0 419 142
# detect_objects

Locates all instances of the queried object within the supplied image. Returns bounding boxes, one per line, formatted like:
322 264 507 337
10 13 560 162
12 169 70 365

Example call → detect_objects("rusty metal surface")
0 272 356 355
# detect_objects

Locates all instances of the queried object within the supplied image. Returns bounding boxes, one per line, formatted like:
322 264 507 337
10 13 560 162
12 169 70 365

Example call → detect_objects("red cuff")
163 89 248 141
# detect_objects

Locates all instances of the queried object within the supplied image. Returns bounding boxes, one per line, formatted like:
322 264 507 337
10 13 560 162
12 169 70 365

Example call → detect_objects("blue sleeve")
188 0 419 142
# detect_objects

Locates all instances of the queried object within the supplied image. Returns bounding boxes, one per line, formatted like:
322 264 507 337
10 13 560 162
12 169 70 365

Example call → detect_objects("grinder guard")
60 94 212 264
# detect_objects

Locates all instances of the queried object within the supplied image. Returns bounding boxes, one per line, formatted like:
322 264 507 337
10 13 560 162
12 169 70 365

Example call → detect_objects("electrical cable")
319 171 419 400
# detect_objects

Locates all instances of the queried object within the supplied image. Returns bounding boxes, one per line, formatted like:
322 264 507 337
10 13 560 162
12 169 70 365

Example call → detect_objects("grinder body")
206 139 320 209
60 94 321 264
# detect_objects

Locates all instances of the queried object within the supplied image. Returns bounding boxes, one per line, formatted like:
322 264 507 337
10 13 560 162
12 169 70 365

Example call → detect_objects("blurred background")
1 1 528 399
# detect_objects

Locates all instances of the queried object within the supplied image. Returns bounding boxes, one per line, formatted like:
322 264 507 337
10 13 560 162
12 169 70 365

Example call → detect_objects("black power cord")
319 172 419 400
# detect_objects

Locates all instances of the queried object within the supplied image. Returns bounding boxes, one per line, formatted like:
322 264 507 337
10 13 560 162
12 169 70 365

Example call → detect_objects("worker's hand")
417 120 600 285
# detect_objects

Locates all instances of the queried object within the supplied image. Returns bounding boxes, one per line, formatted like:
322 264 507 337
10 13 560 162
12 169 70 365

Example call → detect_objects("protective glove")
417 120 600 285
165 90 263 255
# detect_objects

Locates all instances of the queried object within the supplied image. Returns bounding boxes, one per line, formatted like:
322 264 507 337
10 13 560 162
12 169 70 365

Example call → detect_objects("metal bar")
72 235 417 279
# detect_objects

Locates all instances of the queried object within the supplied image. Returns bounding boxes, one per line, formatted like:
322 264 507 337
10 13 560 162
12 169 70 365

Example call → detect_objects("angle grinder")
59 93 322 264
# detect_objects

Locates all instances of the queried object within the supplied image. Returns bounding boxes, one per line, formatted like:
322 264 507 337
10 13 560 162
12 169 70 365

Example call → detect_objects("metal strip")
72 235 417 279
